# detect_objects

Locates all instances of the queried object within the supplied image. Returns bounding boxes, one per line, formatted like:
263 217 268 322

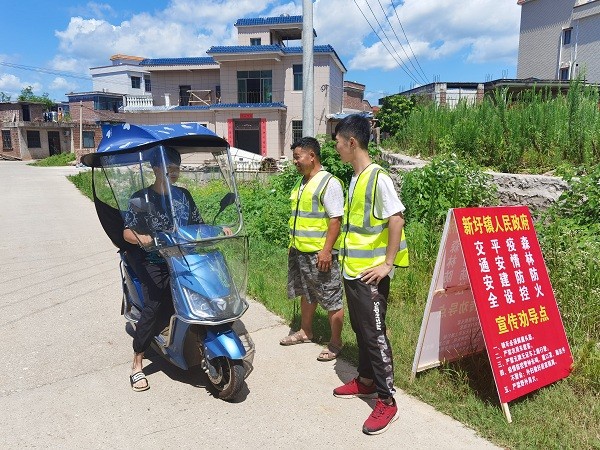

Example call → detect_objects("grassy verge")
29 152 75 166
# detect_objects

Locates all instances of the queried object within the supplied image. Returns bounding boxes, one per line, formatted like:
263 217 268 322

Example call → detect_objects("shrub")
399 154 498 229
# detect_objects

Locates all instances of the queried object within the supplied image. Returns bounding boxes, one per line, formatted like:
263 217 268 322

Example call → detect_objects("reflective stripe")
296 210 329 219
341 164 409 276
289 229 328 238
289 171 337 253
347 223 387 234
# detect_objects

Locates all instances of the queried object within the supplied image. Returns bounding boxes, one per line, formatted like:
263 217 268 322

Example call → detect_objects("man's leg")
299 295 318 340
328 308 343 348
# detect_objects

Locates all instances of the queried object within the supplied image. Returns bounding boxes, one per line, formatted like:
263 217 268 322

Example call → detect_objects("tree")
17 86 54 110
0 92 11 102
375 94 417 135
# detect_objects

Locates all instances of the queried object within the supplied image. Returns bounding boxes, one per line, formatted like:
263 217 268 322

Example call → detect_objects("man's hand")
360 263 393 285
136 233 154 247
222 227 233 236
316 249 333 272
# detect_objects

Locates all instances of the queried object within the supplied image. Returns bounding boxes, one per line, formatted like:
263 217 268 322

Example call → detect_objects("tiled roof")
235 16 302 26
139 57 217 66
207 45 282 54
213 102 286 108
171 103 286 110
207 44 336 54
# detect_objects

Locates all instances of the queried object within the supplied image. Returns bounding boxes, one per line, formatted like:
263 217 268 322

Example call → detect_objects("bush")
399 154 498 229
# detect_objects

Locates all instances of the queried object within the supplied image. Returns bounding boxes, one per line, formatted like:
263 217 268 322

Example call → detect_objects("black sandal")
130 371 149 392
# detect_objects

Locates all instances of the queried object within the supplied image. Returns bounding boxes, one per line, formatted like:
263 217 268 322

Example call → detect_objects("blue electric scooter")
82 122 254 400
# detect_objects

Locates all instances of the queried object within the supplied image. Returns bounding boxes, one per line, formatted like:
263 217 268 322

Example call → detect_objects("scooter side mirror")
213 192 236 224
220 192 236 210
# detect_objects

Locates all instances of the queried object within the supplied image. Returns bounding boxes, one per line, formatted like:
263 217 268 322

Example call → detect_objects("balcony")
123 95 154 108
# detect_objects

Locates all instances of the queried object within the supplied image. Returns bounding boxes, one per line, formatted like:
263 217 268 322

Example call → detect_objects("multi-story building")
517 0 600 82
74 15 347 161
0 101 74 160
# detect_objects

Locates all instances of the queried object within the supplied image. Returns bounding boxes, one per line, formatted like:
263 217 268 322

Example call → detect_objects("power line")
390 0 429 83
0 61 92 81
352 0 421 86
377 0 428 84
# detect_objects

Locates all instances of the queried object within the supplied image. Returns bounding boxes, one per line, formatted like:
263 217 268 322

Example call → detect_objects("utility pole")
302 0 314 137
79 100 83 154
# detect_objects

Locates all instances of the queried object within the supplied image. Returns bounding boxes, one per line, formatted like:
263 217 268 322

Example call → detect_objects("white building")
78 15 347 160
517 0 600 82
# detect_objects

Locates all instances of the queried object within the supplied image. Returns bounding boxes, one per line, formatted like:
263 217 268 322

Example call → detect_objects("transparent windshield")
93 145 243 251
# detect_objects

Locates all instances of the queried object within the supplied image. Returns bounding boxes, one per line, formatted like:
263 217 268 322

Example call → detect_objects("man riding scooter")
123 146 231 391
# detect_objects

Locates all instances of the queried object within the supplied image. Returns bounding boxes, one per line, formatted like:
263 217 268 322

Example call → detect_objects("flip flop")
130 371 150 392
317 343 343 361
280 331 312 346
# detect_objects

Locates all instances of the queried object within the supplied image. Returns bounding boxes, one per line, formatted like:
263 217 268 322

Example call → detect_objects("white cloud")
50 77 78 95
314 0 520 72
0 73 43 98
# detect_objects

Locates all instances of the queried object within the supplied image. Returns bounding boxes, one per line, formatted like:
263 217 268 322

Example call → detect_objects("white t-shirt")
298 173 344 218
344 169 405 279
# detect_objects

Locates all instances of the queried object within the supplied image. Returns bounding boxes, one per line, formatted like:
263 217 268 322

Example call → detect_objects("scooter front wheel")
205 357 245 401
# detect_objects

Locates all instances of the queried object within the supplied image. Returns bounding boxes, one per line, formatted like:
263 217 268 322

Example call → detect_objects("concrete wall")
381 152 569 212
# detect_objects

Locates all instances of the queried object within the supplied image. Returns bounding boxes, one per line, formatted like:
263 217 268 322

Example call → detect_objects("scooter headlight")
182 286 242 320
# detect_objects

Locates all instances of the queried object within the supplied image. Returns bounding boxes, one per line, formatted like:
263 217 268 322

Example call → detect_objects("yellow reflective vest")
289 170 339 253
341 164 409 277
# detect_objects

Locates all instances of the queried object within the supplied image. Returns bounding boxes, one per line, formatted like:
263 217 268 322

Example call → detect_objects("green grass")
29 152 76 166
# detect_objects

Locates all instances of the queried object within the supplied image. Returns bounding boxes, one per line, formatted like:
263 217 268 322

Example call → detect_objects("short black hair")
334 114 370 149
291 136 321 159
149 146 181 167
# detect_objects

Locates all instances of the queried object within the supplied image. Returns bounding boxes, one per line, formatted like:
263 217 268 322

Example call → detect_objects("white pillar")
302 0 314 137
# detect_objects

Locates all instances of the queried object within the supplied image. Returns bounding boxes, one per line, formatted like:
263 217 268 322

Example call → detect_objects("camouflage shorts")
287 247 343 311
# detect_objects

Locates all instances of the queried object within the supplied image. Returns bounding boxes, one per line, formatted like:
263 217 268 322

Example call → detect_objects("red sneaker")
333 377 377 398
362 398 399 435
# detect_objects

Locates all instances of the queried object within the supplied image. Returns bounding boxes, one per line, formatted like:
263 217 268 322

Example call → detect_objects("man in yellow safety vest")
279 137 345 362
332 114 409 435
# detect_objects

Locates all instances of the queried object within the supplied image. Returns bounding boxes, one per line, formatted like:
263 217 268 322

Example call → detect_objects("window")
560 67 570 81
292 120 303 144
215 85 221 103
250 38 261 46
27 131 41 148
144 76 151 92
2 130 12 150
237 71 272 103
82 131 95 148
131 76 141 89
95 97 122 112
293 65 303 91
179 85 191 106
563 28 572 45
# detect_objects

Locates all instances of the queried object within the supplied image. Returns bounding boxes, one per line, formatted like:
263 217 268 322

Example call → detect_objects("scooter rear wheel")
206 357 245 400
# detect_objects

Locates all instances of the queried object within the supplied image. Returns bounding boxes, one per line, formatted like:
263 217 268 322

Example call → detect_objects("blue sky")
0 0 522 105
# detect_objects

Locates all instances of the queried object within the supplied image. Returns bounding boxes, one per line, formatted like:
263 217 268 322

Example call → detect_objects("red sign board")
453 206 573 403
240 113 253 119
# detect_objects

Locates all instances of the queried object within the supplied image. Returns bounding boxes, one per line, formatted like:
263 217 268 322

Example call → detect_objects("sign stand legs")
501 402 512 423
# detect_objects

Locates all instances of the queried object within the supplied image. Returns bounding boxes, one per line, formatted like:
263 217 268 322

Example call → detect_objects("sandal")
317 343 343 361
130 371 149 392
280 331 312 346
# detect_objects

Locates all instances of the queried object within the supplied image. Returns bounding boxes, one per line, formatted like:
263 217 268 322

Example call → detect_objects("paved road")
0 161 500 449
